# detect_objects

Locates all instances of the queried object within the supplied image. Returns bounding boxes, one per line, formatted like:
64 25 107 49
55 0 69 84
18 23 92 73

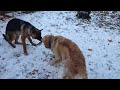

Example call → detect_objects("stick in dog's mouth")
37 41 42 45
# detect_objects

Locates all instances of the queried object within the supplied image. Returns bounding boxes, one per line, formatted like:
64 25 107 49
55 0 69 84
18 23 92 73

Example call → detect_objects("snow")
0 11 120 79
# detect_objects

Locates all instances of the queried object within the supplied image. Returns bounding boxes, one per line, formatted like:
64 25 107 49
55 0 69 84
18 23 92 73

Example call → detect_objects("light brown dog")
42 35 87 79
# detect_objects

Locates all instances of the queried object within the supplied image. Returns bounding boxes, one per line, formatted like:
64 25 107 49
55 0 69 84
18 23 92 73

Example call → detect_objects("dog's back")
6 18 31 34
56 36 87 79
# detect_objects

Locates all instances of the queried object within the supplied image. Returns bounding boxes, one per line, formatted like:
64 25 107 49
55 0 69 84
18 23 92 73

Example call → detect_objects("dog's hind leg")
6 33 16 48
15 35 22 44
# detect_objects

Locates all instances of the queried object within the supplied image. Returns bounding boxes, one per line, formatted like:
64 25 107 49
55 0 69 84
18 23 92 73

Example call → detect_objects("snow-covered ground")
0 11 120 79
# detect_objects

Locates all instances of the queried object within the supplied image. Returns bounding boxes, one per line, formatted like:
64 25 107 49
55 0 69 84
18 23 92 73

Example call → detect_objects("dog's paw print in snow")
42 51 49 57
25 69 49 79
116 54 120 57
26 69 39 79
66 17 73 21
1 58 5 60
42 51 54 58
42 51 52 60
87 54 91 57
38 73 49 79
31 69 39 75
13 53 21 57
50 24 58 27
42 51 47 56
118 41 120 44
104 54 108 58
0 43 2 46
0 66 7 75
47 29 51 32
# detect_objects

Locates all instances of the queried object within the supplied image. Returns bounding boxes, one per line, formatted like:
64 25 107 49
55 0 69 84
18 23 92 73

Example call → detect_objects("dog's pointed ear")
40 29 43 31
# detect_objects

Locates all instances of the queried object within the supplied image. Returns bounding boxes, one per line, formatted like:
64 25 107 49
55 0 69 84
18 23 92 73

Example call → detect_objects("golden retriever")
42 35 87 79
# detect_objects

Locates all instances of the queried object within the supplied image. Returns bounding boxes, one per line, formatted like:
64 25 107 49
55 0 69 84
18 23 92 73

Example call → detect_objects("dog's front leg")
62 66 70 79
49 49 62 66
27 36 37 46
21 36 28 55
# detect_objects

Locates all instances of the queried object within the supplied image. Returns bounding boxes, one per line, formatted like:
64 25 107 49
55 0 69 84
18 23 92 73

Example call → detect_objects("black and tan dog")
42 35 87 79
2 18 42 55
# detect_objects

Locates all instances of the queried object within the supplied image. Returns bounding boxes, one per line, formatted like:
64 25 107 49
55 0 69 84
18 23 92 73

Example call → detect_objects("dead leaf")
88 49 92 51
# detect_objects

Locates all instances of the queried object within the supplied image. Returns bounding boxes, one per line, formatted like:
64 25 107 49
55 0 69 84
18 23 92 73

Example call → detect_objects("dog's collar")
48 36 52 49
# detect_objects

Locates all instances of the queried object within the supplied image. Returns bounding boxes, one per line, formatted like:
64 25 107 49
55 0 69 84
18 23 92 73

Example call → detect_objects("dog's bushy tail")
0 31 8 41
2 34 8 41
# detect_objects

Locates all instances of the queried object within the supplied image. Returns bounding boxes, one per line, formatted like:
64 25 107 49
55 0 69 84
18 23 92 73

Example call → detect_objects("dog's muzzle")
35 36 42 41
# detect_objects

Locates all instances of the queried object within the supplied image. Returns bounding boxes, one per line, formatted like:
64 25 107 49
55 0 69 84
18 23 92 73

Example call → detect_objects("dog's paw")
32 43 37 46
49 60 55 65
49 59 61 67
12 44 16 48
24 52 28 56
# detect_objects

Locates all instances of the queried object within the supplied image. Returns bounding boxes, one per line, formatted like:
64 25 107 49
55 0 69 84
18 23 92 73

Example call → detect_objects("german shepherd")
2 18 42 55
